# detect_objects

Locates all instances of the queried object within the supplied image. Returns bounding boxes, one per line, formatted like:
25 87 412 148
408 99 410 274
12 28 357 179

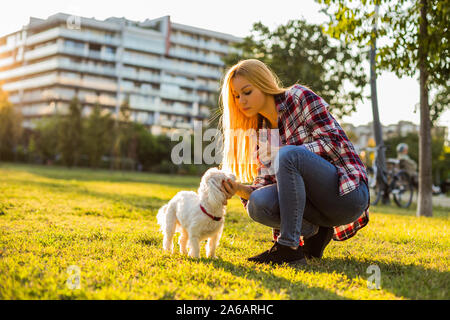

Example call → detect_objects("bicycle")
364 145 414 208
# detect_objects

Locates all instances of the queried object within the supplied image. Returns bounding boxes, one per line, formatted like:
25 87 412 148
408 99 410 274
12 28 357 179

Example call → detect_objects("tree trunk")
370 5 389 204
417 0 433 217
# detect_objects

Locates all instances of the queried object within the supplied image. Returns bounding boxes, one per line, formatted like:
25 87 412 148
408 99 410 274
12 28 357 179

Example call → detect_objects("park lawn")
0 163 448 300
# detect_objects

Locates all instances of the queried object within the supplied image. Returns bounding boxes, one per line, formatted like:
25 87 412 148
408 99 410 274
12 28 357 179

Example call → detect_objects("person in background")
396 143 418 187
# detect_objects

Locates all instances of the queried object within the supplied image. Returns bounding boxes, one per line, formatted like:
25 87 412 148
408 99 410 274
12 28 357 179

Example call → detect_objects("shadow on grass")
196 254 449 300
1 163 200 189
9 178 167 216
311 256 450 300
201 258 347 300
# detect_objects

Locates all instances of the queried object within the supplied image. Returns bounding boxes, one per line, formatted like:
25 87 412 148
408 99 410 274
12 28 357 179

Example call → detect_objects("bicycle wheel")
367 166 382 205
392 171 414 208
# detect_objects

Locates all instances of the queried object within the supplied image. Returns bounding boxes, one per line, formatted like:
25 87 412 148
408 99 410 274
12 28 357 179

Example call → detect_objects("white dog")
156 167 236 258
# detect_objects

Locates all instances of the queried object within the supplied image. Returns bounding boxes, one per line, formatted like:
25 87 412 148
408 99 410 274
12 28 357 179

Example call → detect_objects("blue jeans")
247 145 369 247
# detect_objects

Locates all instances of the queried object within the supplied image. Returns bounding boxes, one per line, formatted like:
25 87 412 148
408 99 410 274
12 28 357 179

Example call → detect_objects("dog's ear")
203 167 219 179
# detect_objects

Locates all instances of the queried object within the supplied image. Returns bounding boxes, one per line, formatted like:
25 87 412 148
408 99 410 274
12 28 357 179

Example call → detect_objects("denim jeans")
247 145 369 247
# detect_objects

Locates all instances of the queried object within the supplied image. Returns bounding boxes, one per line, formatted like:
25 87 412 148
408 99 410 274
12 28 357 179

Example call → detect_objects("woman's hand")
221 179 239 205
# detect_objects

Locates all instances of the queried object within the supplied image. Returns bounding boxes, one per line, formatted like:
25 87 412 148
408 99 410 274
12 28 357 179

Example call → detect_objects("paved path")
412 194 450 208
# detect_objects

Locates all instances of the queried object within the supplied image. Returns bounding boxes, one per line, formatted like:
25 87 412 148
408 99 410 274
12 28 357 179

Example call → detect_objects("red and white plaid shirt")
241 84 369 242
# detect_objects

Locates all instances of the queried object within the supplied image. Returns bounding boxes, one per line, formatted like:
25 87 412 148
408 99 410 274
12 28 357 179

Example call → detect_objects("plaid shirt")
241 84 369 242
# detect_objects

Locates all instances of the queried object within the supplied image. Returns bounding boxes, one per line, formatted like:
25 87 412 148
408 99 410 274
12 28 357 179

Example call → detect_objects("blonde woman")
219 59 370 266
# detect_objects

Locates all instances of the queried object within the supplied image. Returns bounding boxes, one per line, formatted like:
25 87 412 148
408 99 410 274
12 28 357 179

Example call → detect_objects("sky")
0 0 448 131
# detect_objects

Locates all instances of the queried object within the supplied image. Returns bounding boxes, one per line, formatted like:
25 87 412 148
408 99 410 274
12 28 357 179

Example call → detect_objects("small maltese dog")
157 167 236 258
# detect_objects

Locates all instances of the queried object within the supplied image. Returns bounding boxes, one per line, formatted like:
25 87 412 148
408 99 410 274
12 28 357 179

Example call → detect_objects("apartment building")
0 13 241 134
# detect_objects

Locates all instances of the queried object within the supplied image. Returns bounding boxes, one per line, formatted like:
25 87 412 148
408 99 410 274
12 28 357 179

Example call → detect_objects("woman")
219 59 370 266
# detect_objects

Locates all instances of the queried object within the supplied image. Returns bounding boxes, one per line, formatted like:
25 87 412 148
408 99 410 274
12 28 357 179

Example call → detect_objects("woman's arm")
221 180 254 201
235 183 254 201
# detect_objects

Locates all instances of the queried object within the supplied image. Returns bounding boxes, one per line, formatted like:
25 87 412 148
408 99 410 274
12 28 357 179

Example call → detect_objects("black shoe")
247 242 307 266
302 226 334 259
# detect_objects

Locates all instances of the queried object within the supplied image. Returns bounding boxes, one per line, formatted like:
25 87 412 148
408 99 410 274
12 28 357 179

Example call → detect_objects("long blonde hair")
219 59 289 183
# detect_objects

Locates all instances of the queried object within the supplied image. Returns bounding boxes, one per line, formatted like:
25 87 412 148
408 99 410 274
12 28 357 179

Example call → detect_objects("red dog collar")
200 204 222 221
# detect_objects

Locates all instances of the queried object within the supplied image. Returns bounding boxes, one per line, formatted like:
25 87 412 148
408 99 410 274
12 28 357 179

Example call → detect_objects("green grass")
0 162 448 300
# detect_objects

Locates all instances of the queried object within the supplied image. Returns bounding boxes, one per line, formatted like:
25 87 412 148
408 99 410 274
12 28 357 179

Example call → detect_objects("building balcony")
59 58 116 77
0 58 59 80
2 72 58 91
58 76 117 91
160 104 198 117
168 48 224 66
120 68 161 83
123 37 165 55
60 44 117 62
2 72 118 92
161 74 197 89
197 83 219 92
25 27 60 47
0 55 118 81
161 60 221 79
170 35 230 54
174 121 193 129
120 85 160 97
160 90 199 103
0 56 15 68
28 27 122 47
24 43 59 61
122 54 162 70
9 89 117 107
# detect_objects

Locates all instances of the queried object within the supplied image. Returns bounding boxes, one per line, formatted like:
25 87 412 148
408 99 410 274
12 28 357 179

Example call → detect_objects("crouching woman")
218 59 370 266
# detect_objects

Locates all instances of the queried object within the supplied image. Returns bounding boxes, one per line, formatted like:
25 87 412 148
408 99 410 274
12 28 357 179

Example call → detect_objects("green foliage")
316 0 449 121
0 164 448 299
22 96 179 173
58 97 83 167
32 117 60 163
111 97 138 170
0 89 22 161
430 86 449 126
83 104 114 168
222 19 368 118
136 127 173 171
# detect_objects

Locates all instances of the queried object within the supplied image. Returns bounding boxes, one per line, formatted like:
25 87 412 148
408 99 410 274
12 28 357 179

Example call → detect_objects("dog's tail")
156 204 169 232
156 202 178 252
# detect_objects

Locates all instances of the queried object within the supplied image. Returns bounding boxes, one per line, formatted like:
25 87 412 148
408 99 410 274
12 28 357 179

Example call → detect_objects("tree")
83 104 114 168
135 124 174 171
222 19 368 118
0 88 22 161
59 96 83 167
316 0 449 217
32 117 60 164
111 96 137 170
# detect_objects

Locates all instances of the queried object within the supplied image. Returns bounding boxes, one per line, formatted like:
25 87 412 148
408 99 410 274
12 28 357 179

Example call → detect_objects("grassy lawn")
0 163 448 300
